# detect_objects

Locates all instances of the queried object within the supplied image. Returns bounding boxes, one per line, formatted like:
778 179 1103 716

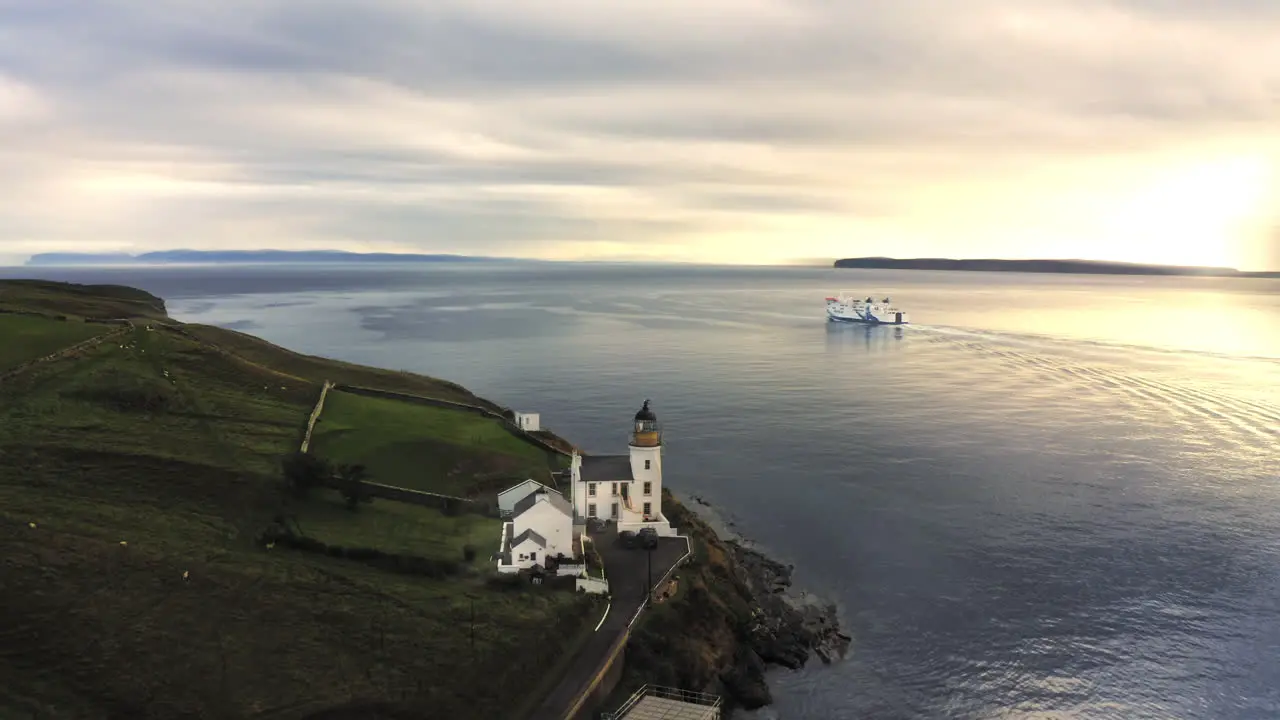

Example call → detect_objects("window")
611 503 619 519
643 502 652 517
519 554 527 560
529 552 537 562
588 483 596 497
611 482 618 496
644 459 651 470
643 481 652 495
588 503 597 518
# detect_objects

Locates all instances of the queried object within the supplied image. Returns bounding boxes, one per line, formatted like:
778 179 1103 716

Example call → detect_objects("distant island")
25 249 512 266
833 257 1279 278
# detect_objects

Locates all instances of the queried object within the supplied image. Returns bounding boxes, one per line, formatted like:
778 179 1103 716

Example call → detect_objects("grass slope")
181 325 497 409
294 490 498 561
0 314 111 371
0 279 167 319
0 281 596 720
310 390 559 498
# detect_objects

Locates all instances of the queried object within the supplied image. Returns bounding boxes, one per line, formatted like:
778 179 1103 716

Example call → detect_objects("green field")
0 280 596 720
0 313 113 371
310 389 561 498
296 490 500 561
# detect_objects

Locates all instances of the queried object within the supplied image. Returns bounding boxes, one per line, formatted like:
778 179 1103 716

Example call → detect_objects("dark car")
637 527 658 549
617 530 638 548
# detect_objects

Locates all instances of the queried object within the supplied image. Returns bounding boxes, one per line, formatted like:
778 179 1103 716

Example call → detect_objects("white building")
570 399 677 537
514 411 540 432
496 478 557 516
496 487 574 572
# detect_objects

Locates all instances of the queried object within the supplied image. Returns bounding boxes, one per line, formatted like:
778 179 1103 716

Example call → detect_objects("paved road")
527 525 688 720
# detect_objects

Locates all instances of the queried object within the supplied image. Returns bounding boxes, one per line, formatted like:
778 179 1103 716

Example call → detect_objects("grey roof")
580 455 633 483
512 488 573 518
512 529 547 548
497 478 555 498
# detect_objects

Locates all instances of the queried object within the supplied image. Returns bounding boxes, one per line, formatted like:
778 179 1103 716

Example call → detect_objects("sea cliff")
614 491 850 715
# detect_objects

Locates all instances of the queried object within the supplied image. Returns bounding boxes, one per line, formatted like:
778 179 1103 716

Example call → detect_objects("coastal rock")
619 493 849 716
728 541 850 669
719 646 771 710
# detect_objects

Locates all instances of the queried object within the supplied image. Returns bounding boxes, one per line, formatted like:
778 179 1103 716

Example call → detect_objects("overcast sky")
2 0 1279 269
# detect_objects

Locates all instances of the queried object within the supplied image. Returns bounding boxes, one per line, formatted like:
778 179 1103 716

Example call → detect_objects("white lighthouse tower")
570 399 677 537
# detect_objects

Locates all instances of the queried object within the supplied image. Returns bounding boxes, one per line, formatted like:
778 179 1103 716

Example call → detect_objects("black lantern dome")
631 399 661 447
634 399 657 423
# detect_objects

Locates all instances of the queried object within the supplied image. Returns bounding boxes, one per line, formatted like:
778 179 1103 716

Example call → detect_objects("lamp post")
646 545 653 602
466 594 476 659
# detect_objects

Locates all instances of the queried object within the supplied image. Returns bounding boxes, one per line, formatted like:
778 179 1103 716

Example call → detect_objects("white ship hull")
826 294 909 325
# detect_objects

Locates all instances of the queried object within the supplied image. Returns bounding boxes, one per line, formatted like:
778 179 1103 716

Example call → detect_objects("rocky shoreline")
618 491 850 714
731 540 853 667
688 495 852 710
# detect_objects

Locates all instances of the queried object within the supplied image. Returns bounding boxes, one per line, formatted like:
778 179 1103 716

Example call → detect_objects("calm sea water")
6 263 1279 719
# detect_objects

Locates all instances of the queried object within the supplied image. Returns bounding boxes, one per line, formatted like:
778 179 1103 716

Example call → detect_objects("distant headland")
24 249 512 266
833 257 1279 278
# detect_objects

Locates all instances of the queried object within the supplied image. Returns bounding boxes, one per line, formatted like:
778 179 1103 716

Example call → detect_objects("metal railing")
603 685 722 719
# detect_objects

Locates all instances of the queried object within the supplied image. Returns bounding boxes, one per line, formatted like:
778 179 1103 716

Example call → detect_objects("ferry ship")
826 293 909 325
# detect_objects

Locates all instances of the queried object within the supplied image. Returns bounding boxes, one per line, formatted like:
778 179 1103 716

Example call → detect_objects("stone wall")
334 384 574 459
298 381 333 453
328 478 492 517
567 626 633 720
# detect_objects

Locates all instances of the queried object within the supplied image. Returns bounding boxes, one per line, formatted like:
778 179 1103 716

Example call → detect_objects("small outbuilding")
496 487 574 573
497 478 558 516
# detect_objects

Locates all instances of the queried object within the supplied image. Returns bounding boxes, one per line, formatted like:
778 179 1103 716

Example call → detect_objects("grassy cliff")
0 280 595 720
0 279 168 319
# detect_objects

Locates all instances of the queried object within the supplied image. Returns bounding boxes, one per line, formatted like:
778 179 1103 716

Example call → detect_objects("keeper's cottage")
570 399 677 537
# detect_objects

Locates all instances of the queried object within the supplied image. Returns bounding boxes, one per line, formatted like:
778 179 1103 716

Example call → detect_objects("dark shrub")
281 451 332 500
337 463 371 510
345 547 382 561
486 573 525 591
544 575 577 591
462 544 478 563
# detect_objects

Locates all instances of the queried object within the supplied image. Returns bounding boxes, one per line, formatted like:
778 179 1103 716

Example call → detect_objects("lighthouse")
629 399 662 507
570 399 676 537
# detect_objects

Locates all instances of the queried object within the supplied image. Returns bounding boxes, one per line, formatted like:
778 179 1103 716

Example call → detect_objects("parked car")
617 530 638 548
637 527 658 549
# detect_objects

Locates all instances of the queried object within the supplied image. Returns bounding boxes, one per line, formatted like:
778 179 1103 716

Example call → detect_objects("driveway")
526 522 689 720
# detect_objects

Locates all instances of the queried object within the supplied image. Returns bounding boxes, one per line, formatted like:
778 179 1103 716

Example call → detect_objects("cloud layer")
2 0 1279 268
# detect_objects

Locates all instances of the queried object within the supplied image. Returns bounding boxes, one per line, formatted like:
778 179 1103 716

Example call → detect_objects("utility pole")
646 547 652 602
